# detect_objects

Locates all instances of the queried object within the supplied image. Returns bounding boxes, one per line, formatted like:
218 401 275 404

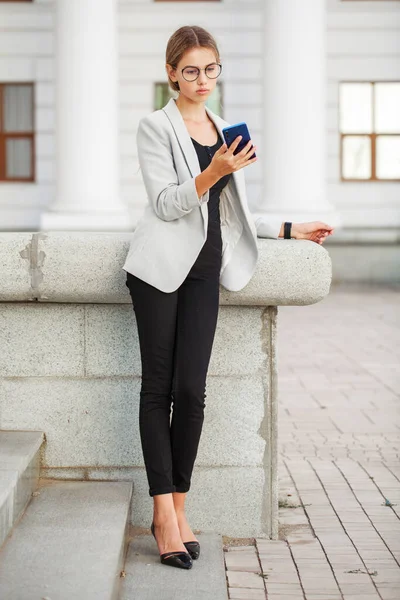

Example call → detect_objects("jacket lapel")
161 97 255 239
162 97 202 179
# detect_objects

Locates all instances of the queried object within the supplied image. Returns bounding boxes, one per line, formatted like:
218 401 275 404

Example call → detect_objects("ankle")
153 511 177 525
173 500 185 513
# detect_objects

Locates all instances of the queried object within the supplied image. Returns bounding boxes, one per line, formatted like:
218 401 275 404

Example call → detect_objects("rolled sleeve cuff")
254 214 283 239
178 178 210 210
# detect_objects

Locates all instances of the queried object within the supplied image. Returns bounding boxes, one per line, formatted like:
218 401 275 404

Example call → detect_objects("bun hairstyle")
165 25 220 93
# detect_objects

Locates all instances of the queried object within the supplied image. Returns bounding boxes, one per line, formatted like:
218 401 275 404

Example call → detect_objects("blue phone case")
222 122 256 159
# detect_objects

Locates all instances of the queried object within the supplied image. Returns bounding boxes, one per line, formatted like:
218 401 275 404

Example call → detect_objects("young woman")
123 25 334 570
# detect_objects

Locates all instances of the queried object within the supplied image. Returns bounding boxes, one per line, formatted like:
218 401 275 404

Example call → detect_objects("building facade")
0 0 399 280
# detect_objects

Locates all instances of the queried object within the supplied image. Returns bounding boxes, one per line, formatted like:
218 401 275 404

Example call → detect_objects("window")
339 81 400 182
154 82 224 117
0 83 35 182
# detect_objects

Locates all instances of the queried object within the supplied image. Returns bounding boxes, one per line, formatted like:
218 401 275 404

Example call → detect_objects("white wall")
326 0 400 229
0 0 399 231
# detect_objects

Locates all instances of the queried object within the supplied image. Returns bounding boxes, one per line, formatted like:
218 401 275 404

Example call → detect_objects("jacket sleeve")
252 212 283 239
136 115 209 221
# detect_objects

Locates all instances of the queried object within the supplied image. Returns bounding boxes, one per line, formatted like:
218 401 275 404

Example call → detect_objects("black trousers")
125 236 221 497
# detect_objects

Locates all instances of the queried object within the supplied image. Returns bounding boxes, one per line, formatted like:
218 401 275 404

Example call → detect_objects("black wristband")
284 221 292 239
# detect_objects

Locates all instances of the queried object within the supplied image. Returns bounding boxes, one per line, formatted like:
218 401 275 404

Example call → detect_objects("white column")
41 0 131 231
260 0 340 226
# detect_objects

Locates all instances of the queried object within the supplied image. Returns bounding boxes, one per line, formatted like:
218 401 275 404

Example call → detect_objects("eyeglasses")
181 62 222 82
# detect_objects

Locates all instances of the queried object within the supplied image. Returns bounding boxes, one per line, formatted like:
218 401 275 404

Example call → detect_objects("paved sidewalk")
224 282 400 600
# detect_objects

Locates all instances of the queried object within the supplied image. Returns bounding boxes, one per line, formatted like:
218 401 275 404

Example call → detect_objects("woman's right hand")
209 136 257 178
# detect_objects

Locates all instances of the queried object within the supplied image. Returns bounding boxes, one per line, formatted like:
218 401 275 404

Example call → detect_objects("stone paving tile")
224 284 400 600
226 570 265 590
228 588 266 599
224 547 260 573
341 596 381 600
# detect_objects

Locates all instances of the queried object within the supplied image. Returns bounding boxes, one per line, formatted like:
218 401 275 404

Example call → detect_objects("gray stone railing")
0 232 332 538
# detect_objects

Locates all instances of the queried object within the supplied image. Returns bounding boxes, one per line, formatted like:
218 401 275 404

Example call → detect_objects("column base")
40 209 133 231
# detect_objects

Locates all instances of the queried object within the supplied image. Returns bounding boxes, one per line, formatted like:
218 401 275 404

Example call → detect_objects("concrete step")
0 478 133 600
0 430 44 548
120 530 229 600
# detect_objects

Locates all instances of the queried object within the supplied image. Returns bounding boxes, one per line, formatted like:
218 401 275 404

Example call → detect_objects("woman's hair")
165 26 220 93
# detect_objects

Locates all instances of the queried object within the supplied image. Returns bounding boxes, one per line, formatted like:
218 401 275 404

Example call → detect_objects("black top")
188 134 232 277
191 135 232 226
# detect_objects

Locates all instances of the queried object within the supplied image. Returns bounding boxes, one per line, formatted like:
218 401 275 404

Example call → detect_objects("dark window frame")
339 80 400 183
0 82 35 183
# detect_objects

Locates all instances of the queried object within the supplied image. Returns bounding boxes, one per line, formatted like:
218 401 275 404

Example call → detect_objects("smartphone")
222 122 256 159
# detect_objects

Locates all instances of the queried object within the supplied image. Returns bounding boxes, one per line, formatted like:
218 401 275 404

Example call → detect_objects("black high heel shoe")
183 540 200 560
150 521 193 569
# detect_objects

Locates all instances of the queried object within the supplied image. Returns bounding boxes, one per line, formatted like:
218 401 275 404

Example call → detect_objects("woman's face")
167 47 220 103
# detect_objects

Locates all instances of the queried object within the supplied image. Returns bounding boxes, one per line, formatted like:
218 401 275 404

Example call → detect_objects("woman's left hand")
292 222 334 245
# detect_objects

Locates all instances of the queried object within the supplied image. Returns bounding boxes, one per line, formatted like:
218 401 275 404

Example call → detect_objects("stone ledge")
0 232 331 306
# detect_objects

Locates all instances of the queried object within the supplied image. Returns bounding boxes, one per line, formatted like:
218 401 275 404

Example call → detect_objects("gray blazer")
122 97 283 293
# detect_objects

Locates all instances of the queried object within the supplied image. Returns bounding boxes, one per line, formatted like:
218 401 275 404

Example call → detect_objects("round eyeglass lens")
205 63 221 78
182 67 199 81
